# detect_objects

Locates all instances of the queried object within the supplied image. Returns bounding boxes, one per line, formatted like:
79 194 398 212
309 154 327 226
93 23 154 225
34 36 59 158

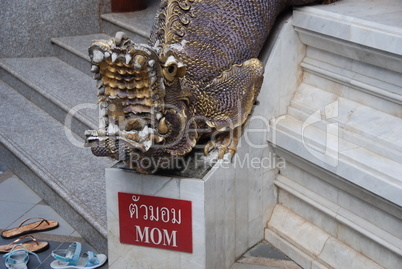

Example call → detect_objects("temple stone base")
105 144 277 269
106 166 211 269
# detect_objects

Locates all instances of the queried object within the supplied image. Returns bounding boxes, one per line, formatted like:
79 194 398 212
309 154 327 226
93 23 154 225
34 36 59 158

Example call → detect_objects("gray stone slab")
0 170 13 184
247 242 291 261
52 33 155 63
52 34 112 61
0 80 113 248
0 176 42 204
0 57 98 134
101 19 149 45
51 34 111 76
101 0 160 40
0 162 8 173
8 204 76 237
0 201 35 230
0 0 103 58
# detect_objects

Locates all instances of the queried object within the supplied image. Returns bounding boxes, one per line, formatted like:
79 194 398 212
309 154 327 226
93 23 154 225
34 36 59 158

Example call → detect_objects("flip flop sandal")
3 244 41 269
1 217 59 239
0 235 49 253
50 242 107 269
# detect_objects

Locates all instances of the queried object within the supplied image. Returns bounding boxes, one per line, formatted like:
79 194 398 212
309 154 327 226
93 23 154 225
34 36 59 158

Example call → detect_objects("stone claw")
204 141 216 156
218 146 237 161
218 146 227 159
205 133 239 160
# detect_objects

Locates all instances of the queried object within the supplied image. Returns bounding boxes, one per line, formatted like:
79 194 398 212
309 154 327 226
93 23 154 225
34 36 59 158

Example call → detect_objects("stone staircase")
264 1 402 268
0 3 158 254
1 0 401 268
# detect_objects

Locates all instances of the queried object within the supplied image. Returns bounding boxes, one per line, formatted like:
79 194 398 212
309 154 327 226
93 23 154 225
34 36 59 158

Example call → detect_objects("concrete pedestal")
105 140 278 268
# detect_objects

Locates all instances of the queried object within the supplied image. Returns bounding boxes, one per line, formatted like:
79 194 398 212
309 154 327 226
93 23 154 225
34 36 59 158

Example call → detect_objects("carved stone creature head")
86 32 197 173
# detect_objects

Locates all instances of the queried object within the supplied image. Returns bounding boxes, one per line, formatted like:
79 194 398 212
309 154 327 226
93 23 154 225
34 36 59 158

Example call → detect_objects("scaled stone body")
86 0 334 173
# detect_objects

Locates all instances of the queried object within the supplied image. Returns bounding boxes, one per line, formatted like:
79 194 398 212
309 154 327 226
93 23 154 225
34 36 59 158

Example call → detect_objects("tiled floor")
234 242 301 269
0 163 107 269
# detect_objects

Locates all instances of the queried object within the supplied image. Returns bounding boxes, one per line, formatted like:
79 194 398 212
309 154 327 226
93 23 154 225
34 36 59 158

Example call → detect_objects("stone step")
269 114 402 207
0 57 99 137
51 0 160 76
287 83 402 164
273 171 402 268
276 171 402 250
266 205 388 269
100 1 159 44
0 79 114 253
300 52 402 118
293 1 402 118
51 32 150 77
51 33 112 76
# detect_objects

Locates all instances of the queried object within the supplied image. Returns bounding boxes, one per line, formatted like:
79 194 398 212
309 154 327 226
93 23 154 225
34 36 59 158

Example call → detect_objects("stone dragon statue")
85 0 336 173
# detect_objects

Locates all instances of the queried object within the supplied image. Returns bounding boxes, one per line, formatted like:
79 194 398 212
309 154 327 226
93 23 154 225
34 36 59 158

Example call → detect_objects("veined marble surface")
293 0 402 56
264 1 402 268
278 0 402 206
105 133 279 269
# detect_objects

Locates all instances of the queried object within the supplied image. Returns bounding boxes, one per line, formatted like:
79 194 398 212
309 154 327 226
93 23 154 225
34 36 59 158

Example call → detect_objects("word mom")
135 226 177 247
